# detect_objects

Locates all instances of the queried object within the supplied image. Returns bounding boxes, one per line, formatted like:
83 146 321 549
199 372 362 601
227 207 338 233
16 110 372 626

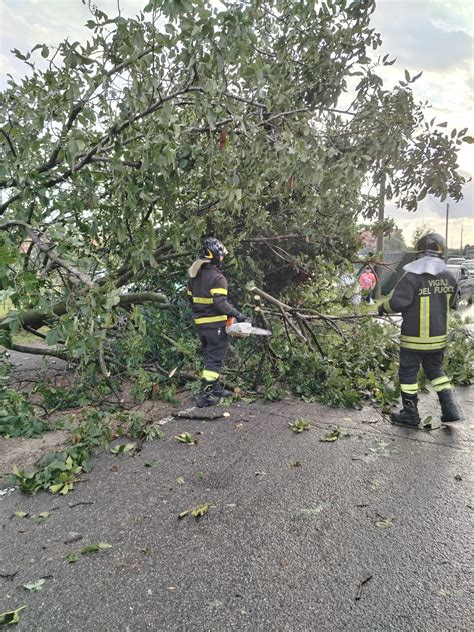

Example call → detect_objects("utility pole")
444 203 449 262
373 167 386 299
460 223 463 256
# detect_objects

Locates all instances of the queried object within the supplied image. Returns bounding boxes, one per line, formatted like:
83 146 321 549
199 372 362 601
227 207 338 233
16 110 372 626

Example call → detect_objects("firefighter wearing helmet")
187 237 247 407
378 232 463 426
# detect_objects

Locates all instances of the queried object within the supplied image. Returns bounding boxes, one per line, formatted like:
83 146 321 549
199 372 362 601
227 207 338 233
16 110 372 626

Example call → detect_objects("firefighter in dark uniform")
378 233 463 427
187 237 246 408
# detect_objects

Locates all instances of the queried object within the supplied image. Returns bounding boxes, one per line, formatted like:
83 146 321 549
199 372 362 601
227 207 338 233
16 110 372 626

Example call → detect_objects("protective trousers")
198 326 229 383
399 349 452 396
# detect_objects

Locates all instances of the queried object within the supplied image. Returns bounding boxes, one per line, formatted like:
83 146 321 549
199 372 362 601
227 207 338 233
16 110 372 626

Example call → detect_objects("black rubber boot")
212 382 233 398
438 390 463 423
197 380 221 408
390 393 420 428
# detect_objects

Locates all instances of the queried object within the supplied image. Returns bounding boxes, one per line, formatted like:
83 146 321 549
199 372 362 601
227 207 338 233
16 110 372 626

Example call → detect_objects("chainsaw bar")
248 326 272 336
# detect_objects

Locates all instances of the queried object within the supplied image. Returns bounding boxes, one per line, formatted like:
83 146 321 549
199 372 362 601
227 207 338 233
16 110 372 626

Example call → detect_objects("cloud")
386 177 474 245
368 1 473 176
0 0 147 87
371 0 473 72
387 176 473 219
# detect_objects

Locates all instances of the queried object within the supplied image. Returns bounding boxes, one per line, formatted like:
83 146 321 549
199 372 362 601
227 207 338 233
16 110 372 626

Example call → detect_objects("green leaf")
289 418 311 433
46 328 63 346
375 517 393 528
66 553 79 564
421 415 433 428
0 606 27 625
144 459 159 468
179 503 212 520
11 48 28 61
23 578 45 592
80 544 100 554
174 432 196 444
462 136 474 144
37 511 50 521
13 511 28 518
301 502 326 516
191 503 211 518
80 542 112 554
320 426 349 442
66 553 78 563
49 482 69 494
110 443 135 454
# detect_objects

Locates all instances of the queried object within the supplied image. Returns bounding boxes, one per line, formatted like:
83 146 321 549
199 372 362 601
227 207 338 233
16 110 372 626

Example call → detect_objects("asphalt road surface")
1 389 472 631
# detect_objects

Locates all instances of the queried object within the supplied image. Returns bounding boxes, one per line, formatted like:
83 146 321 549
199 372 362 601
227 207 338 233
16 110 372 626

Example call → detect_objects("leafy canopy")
0 0 468 380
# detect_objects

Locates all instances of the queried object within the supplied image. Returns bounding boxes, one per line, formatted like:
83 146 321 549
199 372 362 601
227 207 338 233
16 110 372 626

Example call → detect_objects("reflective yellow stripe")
192 296 213 304
210 287 228 296
194 315 227 325
400 383 418 393
202 369 219 381
400 334 447 343
433 383 453 392
400 341 446 351
447 293 451 326
431 376 449 386
431 376 452 392
419 296 430 339
187 290 192 296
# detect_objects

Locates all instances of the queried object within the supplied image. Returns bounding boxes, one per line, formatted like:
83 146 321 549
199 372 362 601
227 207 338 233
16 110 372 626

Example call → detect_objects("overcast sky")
1 0 472 246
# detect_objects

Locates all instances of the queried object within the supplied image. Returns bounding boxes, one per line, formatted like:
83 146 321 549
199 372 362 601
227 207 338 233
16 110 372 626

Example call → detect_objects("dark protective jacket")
382 260 457 352
187 264 240 328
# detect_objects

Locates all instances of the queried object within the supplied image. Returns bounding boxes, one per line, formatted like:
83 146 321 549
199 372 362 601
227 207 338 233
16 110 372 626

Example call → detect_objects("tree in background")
410 221 436 250
0 0 470 396
384 228 407 252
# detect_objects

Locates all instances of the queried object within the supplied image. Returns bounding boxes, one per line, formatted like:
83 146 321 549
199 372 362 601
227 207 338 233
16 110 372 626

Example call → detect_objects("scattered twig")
0 570 19 580
355 574 373 601
64 534 83 544
279 306 307 344
174 410 227 420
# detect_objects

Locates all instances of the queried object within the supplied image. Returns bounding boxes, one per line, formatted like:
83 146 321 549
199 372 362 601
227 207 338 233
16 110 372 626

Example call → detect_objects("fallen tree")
0 0 470 406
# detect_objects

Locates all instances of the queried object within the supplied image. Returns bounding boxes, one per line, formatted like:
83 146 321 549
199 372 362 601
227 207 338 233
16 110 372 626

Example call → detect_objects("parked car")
447 257 465 265
463 260 474 277
447 265 474 304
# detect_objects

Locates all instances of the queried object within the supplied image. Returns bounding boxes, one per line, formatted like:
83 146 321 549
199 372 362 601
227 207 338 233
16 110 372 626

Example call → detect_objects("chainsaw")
226 317 272 338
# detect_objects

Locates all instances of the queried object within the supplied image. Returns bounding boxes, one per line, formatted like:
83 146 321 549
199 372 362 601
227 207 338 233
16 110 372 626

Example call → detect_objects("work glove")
377 304 385 317
235 312 248 323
